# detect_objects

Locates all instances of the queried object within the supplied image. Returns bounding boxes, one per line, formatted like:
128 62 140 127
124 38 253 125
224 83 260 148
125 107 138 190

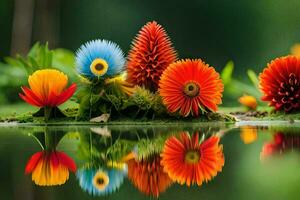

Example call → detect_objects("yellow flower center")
183 81 200 98
185 150 200 164
93 171 109 190
90 58 108 77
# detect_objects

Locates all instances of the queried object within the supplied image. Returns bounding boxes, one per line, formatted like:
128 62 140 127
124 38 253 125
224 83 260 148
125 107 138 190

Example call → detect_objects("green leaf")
247 69 259 89
221 61 234 85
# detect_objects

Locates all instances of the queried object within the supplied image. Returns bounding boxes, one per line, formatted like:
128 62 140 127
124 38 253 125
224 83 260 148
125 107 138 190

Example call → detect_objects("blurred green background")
1 0 300 110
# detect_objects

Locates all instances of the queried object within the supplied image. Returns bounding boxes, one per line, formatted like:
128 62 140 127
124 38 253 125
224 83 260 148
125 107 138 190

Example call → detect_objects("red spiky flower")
159 59 224 117
126 21 177 92
259 56 300 112
127 155 172 197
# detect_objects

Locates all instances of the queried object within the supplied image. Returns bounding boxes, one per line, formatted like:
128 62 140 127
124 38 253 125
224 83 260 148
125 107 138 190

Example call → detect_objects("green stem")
44 107 52 122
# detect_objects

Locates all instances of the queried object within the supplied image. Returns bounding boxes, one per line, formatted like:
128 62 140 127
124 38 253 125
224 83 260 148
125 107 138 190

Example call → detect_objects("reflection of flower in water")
240 126 258 144
261 133 300 159
25 150 77 186
161 132 224 186
126 153 172 197
76 165 127 196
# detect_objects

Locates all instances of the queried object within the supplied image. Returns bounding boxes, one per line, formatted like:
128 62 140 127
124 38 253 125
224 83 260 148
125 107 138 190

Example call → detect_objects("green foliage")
5 42 53 74
0 42 77 104
247 69 259 89
221 60 263 106
221 61 234 85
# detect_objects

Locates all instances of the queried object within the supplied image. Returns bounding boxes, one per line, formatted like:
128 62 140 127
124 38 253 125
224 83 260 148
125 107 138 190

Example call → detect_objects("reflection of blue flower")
76 166 127 196
75 39 125 79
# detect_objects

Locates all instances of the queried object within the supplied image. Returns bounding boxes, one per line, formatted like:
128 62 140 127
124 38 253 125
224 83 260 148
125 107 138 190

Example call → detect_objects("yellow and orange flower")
161 132 224 186
240 126 258 144
126 154 172 197
238 95 257 110
159 59 224 117
259 56 300 112
19 69 76 108
25 150 77 186
126 21 177 92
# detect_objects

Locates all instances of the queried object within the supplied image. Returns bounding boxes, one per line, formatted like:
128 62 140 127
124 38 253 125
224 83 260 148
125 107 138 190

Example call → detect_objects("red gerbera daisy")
127 154 172 197
259 56 300 112
161 132 224 186
25 150 77 186
159 59 224 117
126 21 177 92
260 133 300 159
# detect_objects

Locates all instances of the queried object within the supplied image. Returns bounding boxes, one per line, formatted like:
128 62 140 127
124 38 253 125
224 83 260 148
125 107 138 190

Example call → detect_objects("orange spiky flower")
126 21 177 92
159 59 224 117
161 132 224 186
259 56 300 112
126 155 172 197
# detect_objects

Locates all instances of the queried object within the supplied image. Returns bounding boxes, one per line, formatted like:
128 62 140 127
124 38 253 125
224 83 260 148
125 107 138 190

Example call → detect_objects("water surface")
0 122 299 200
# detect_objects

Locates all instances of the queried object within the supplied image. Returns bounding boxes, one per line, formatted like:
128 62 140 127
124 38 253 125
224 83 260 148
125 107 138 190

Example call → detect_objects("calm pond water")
0 122 299 200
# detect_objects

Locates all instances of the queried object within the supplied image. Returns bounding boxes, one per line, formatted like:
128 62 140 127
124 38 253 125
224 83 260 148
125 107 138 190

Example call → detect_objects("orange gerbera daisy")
25 150 77 186
159 59 224 117
161 132 224 186
259 56 300 112
19 69 76 108
127 154 172 197
126 21 177 92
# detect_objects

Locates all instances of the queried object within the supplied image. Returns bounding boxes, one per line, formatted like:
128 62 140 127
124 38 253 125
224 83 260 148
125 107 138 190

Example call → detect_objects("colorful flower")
260 133 300 159
161 132 224 186
19 69 76 108
25 150 77 186
159 59 224 117
126 21 177 91
259 56 300 112
76 39 125 79
240 126 258 144
76 166 127 196
126 154 172 197
238 95 257 110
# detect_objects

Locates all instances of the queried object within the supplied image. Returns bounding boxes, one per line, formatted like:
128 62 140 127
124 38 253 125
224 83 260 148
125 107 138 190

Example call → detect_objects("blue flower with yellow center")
76 166 127 196
75 39 125 79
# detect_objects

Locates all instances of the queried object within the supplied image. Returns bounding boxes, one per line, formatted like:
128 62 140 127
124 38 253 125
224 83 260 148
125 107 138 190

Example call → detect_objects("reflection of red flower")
161 132 224 186
126 21 177 91
25 150 77 186
19 69 76 108
261 133 300 159
159 59 223 117
259 56 300 112
127 155 172 197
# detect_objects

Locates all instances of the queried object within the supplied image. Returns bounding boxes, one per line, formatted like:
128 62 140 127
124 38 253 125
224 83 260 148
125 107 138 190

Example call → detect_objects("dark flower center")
95 63 105 71
183 82 200 98
96 178 105 185
274 73 300 112
185 150 200 164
